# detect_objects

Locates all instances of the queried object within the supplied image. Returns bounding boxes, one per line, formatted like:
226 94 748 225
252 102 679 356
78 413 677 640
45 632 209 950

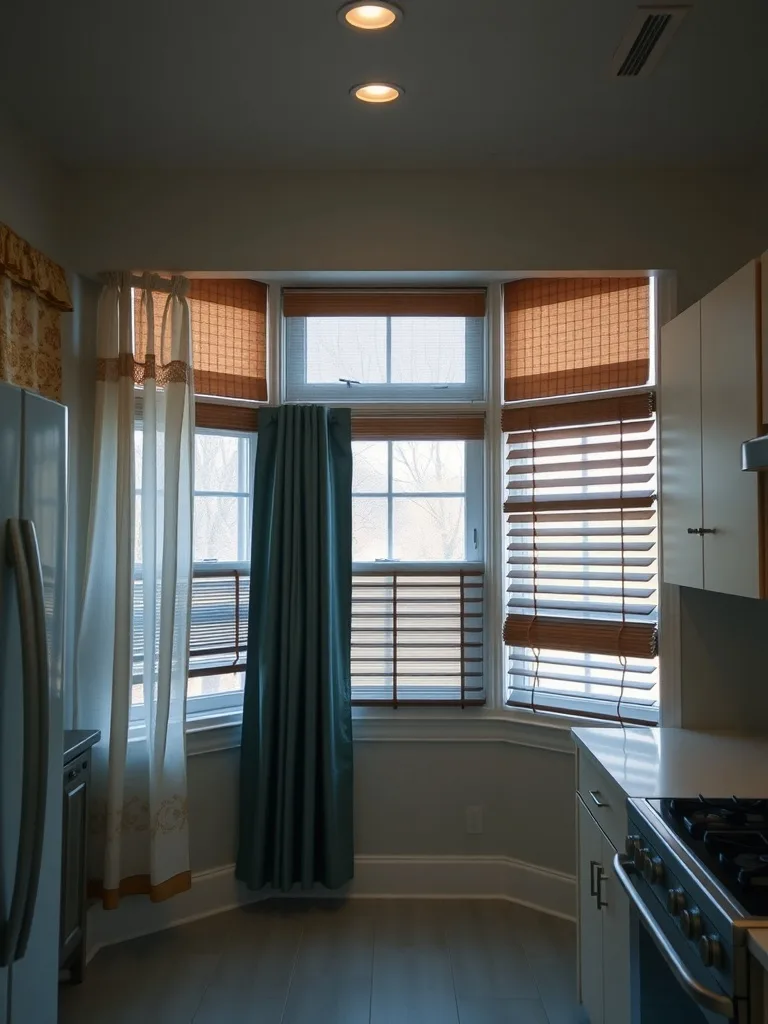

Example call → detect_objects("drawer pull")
589 789 609 808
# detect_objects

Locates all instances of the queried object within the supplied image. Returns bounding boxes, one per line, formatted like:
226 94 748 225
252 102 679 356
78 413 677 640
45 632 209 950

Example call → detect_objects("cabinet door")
600 832 631 1024
578 797 604 1024
660 301 704 588
60 763 88 968
701 261 762 598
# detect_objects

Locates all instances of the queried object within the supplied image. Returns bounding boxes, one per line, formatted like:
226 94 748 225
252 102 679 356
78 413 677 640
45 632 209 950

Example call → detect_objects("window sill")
183 704 599 757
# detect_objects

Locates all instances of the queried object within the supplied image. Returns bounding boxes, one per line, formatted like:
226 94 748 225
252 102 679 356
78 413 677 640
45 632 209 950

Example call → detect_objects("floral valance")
0 222 72 311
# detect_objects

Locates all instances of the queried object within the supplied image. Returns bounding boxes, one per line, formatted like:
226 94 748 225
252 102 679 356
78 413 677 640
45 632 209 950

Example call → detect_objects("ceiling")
2 0 766 170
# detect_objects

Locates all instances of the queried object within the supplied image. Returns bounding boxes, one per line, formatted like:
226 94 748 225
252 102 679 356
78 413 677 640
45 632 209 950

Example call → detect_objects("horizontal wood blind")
138 565 485 706
134 279 268 402
504 278 650 402
503 392 659 722
283 289 486 318
352 567 484 706
134 567 249 679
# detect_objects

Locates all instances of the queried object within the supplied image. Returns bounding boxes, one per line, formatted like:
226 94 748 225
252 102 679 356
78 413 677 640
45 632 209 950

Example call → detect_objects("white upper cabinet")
660 257 766 599
701 262 762 598
660 301 704 590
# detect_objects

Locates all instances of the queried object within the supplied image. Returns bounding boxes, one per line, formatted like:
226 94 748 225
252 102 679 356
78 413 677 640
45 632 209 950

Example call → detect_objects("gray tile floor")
59 899 588 1024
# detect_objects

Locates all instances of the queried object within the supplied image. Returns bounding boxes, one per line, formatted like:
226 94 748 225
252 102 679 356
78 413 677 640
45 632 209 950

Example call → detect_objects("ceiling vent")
611 5 690 77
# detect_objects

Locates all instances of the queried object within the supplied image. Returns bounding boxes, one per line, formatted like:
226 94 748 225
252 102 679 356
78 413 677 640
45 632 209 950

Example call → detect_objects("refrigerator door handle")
1 519 40 968
15 520 50 961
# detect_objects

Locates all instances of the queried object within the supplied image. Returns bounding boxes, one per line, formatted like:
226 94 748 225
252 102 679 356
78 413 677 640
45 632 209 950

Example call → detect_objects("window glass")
351 439 473 562
392 497 465 561
285 313 484 402
133 427 255 714
390 317 466 384
306 317 387 384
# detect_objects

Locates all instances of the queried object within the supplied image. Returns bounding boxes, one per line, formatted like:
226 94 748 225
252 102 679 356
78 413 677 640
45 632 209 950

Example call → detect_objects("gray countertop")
63 729 101 765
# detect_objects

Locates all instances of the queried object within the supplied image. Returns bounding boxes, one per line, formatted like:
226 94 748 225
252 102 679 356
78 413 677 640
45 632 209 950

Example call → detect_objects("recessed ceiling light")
338 2 402 31
352 82 403 103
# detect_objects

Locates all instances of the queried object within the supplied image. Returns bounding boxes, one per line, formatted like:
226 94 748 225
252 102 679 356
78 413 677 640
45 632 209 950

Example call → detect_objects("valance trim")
0 223 72 311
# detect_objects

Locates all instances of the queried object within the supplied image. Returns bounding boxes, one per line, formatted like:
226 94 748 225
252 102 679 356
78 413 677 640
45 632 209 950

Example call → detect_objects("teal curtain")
236 405 354 892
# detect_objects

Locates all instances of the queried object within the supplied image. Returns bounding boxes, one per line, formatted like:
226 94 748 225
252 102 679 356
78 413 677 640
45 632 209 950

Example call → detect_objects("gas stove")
618 796 768 1021
657 797 768 915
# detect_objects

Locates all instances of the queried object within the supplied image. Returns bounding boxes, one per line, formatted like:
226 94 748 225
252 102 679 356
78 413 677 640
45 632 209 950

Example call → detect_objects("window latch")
339 378 361 387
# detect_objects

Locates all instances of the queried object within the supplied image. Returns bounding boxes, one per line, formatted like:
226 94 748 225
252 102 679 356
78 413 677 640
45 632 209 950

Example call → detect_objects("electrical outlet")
466 805 483 834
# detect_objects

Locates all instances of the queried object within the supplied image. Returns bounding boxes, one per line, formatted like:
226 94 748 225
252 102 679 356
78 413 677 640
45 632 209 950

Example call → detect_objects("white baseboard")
87 854 575 961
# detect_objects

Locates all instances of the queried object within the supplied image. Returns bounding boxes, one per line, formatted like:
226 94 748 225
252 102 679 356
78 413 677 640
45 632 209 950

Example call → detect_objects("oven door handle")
613 855 735 1020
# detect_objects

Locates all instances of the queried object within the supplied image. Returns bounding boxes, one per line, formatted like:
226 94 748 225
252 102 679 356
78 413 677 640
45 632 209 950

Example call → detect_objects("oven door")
613 854 747 1024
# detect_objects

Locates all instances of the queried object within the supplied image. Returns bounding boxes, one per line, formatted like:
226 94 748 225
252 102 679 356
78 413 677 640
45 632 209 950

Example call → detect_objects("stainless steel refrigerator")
0 382 66 1024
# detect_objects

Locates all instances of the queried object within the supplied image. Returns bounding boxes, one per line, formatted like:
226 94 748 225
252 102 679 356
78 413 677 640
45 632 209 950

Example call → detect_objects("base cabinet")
578 795 631 1024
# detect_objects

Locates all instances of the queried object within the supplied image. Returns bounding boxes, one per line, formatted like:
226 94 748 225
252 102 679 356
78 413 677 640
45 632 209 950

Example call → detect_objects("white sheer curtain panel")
76 271 194 908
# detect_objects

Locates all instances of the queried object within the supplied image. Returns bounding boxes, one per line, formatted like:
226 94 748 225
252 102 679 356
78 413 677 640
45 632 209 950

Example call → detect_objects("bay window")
130 275 662 726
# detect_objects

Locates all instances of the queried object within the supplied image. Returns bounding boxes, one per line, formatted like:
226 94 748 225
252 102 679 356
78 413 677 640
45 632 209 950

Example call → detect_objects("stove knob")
634 846 650 872
699 934 723 969
625 834 642 858
643 855 665 885
666 888 686 916
680 907 702 941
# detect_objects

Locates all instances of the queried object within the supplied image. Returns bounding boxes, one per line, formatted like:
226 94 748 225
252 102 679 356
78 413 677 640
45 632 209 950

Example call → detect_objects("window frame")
131 423 257 723
186 426 257 719
351 437 485 563
284 313 486 404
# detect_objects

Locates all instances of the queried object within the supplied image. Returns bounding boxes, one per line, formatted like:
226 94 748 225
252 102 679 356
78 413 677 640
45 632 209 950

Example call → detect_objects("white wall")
678 586 768 731
188 739 576 878
0 111 64 259
63 167 768 313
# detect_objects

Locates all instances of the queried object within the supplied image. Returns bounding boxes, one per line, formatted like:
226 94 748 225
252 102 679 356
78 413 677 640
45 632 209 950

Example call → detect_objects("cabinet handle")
596 866 608 909
589 860 599 897
700 528 716 535
687 527 702 535
589 789 608 808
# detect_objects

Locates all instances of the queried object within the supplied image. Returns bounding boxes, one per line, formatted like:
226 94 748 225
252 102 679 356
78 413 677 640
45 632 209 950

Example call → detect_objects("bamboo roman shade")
352 567 485 706
191 411 484 438
351 414 485 441
134 279 267 402
195 402 260 433
283 289 486 318
504 278 650 401
503 392 659 722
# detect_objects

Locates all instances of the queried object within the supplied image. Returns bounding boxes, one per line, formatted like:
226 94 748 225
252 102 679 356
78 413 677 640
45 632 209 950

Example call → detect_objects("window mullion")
387 441 394 560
